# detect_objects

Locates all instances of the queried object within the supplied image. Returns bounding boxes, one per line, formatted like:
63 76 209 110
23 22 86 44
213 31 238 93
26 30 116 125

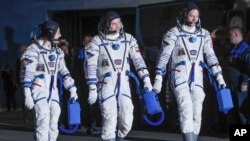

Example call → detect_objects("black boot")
102 138 116 141
116 136 124 141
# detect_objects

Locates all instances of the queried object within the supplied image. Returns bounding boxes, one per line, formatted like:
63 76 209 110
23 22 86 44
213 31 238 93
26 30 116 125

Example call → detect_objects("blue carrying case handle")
59 99 81 134
126 70 165 126
200 61 234 114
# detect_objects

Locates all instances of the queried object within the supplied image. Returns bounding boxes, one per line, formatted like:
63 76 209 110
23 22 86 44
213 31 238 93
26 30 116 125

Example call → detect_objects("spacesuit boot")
193 134 198 141
182 132 194 141
102 139 116 141
116 136 124 141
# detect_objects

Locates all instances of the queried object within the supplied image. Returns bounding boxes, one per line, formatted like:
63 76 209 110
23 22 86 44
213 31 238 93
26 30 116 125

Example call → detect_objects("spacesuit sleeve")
155 29 176 75
84 39 99 85
128 35 150 80
203 30 222 76
57 49 76 90
20 45 39 87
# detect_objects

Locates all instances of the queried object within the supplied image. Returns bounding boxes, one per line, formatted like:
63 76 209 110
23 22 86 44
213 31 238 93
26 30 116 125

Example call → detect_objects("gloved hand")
88 85 98 105
143 77 153 91
153 74 163 94
216 74 226 88
24 87 34 110
69 87 78 101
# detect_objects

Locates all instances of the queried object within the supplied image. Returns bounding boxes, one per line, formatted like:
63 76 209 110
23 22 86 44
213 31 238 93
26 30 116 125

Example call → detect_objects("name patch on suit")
48 62 55 68
190 50 197 56
114 59 122 65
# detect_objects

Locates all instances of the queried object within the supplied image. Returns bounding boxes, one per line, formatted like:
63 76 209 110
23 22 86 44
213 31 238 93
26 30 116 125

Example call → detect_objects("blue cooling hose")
126 70 164 126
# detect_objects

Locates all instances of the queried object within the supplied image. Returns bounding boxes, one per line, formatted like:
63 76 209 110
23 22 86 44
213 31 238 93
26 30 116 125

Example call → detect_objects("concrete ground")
0 111 229 141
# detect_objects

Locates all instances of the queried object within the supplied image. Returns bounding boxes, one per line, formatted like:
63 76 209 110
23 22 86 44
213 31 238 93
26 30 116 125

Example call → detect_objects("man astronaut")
153 2 226 141
84 11 152 141
21 21 78 141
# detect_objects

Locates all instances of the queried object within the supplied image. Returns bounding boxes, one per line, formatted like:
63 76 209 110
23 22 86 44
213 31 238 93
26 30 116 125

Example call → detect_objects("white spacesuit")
153 2 226 141
85 11 152 141
21 21 78 141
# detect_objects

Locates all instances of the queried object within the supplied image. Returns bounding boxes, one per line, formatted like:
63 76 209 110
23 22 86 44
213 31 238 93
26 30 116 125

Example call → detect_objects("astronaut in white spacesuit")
84 11 152 141
21 21 78 141
152 2 226 141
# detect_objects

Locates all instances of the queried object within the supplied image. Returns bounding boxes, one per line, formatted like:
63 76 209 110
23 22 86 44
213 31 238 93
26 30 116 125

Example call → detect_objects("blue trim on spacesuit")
197 34 206 38
120 40 129 43
174 61 186 68
87 78 98 81
156 67 166 75
178 34 188 37
35 74 45 79
99 43 109 46
40 51 47 54
23 81 33 87
86 78 98 84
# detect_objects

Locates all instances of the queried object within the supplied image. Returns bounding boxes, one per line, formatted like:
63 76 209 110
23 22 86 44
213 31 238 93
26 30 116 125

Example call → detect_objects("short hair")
229 26 243 35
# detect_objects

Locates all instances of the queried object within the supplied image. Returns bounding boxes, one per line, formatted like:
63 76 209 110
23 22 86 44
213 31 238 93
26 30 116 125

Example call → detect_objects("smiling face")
52 27 62 44
108 18 122 34
186 9 199 27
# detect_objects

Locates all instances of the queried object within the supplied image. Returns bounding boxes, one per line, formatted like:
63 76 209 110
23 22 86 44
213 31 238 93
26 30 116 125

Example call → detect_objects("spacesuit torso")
157 26 219 90
85 33 148 100
85 32 149 140
21 40 75 103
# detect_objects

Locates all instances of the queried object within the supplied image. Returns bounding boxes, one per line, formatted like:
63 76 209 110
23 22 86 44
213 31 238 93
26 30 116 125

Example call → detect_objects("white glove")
69 87 78 101
153 74 163 94
216 74 226 88
88 85 98 105
143 77 153 91
24 87 34 110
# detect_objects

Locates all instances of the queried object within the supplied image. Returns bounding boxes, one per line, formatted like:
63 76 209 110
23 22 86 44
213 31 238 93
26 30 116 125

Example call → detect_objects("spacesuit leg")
194 134 198 141
116 136 124 141
49 100 61 141
100 80 118 140
34 99 50 141
174 83 194 134
102 139 116 141
192 86 205 136
183 132 194 141
117 80 134 138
